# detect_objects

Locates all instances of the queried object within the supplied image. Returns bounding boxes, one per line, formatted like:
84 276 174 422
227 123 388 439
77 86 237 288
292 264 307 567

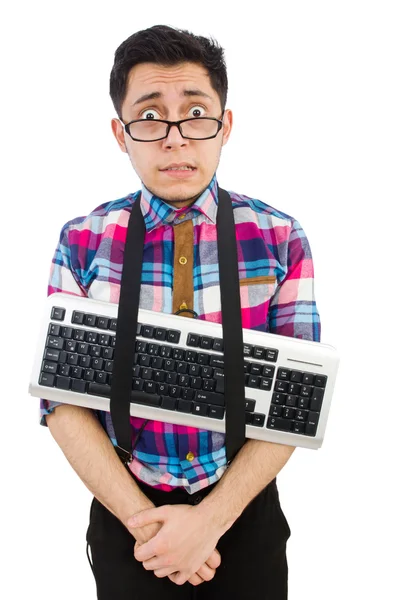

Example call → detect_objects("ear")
221 109 233 146
111 118 128 153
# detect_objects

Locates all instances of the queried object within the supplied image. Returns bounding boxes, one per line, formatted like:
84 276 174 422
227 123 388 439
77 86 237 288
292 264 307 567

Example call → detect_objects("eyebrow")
132 89 213 106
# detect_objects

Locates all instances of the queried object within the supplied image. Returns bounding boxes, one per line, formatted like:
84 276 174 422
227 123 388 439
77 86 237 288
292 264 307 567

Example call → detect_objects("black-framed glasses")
122 111 225 142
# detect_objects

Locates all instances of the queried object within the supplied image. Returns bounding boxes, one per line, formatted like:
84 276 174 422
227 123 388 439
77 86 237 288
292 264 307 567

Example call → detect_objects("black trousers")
86 472 290 600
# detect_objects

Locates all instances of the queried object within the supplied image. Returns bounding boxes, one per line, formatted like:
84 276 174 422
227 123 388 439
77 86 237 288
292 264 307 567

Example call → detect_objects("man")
40 25 320 599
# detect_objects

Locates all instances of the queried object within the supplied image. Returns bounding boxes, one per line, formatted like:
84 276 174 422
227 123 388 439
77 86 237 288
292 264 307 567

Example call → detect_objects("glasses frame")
122 111 225 142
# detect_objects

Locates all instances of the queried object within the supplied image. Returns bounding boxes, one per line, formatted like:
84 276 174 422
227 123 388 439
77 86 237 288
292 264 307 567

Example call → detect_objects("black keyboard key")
295 409 308 422
133 378 144 391
92 357 104 370
144 381 157 394
259 377 272 391
201 366 213 379
84 314 97 327
47 336 64 350
245 412 253 424
181 388 196 401
139 354 151 367
275 380 288 393
51 307 65 321
71 379 87 393
253 346 266 360
84 369 95 382
308 411 320 426
290 371 303 383
200 336 213 350
250 363 262 376
164 359 175 371
314 375 327 388
208 406 224 419
71 366 83 379
262 365 275 378
285 394 298 407
61 327 73 339
267 417 292 432
157 383 169 395
99 334 111 346
55 375 71 390
214 375 224 394
95 371 108 385
191 376 203 389
141 325 154 338
154 328 167 341
178 374 190 387
148 343 160 356
77 342 89 355
310 388 324 411
173 348 185 361
141 368 153 380
202 379 215 392
39 373 55 387
97 317 109 330
210 356 224 369
213 338 223 352
192 402 208 416
153 369 165 382
48 323 61 336
160 345 172 358
265 349 278 362
176 361 188 374
79 355 91 368
270 405 283 417
131 391 161 407
248 375 260 388
245 399 256 412
169 385 181 398
87 382 111 397
196 391 224 406
185 350 197 363
166 372 178 385
73 329 85 342
86 331 98 344
297 397 310 409
243 344 253 357
111 336 117 348
67 353 78 366
136 341 147 353
293 421 306 433
283 407 296 420
102 347 114 360
58 364 71 377
161 396 177 410
187 333 200 347
272 392 286 405
42 361 58 374
288 383 301 395
252 413 266 427
167 330 180 344
109 319 118 331
277 368 290 380
177 399 193 413
72 311 84 325
188 364 200 376
65 340 77 352
300 385 313 398
44 349 60 362
132 365 140 377
302 373 314 385
197 353 209 365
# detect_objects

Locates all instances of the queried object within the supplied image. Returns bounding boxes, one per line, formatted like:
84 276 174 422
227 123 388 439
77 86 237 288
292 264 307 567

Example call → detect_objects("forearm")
197 439 295 531
46 404 154 529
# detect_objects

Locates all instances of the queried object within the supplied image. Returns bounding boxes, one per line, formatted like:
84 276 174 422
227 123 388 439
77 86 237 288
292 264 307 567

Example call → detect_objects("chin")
151 178 206 202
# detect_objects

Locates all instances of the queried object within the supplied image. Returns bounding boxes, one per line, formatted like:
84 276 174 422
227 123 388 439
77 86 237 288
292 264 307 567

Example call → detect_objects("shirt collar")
139 173 219 232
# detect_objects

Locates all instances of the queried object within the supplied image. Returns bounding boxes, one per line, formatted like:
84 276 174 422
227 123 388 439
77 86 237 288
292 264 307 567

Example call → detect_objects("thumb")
127 506 167 529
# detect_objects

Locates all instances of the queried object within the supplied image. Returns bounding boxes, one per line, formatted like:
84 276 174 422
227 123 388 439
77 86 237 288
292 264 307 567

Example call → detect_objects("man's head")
110 25 233 206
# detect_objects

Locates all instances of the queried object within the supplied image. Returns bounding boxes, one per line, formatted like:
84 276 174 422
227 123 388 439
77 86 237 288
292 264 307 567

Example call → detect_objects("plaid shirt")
40 174 321 493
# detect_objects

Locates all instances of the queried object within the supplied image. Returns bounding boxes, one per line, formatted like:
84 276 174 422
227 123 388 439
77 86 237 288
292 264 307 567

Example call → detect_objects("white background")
1 1 396 598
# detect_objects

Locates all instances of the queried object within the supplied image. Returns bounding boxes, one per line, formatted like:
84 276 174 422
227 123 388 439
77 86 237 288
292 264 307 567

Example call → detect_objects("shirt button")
178 213 186 220
179 256 188 265
186 451 195 461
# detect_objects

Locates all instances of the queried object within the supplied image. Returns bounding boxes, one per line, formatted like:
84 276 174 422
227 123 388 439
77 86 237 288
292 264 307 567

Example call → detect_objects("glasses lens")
129 120 168 141
180 118 219 139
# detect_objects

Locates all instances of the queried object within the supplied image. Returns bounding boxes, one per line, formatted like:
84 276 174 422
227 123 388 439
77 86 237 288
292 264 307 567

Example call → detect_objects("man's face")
111 61 232 205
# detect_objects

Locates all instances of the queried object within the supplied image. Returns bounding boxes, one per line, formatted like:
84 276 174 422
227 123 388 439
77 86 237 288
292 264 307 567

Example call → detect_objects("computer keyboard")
29 293 339 449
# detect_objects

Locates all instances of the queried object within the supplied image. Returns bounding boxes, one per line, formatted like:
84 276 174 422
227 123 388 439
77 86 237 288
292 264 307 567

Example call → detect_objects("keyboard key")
148 343 160 356
272 392 286 405
197 353 209 365
169 385 181 398
201 366 213 379
252 413 266 427
213 338 223 352
300 385 313 398
262 365 275 378
61 327 73 339
177 399 193 413
87 382 111 397
133 379 144 391
187 333 200 347
290 371 303 383
265 349 278 362
51 307 66 321
285 395 298 407
195 391 224 406
297 397 310 409
166 372 178 385
71 379 87 393
267 417 292 432
248 375 260 388
202 379 215 392
48 324 61 336
181 388 195 401
95 371 108 385
292 421 306 433
86 331 98 344
42 361 57 374
173 348 185 360
157 383 169 396
208 406 224 419
314 375 327 388
139 355 151 367
99 334 111 346
67 353 79 367
245 399 256 412
79 355 91 368
73 329 85 342
167 330 180 344
270 405 283 417
39 373 55 387
200 336 213 350
160 345 172 358
47 336 64 350
71 366 83 379
164 359 175 371
154 328 167 341
185 350 197 363
84 369 95 381
250 364 262 376
277 368 290 380
102 347 114 360
77 342 89 355
161 396 177 410
84 314 97 327
288 383 301 395
243 344 253 357
178 374 190 387
253 346 266 359
283 407 296 420
141 368 153 380
176 361 188 374
192 402 208 416
259 377 272 391
310 388 324 411
131 391 161 407
109 319 118 331
44 349 60 362
214 375 224 394
210 356 224 369
65 341 77 353
97 317 109 330
275 381 288 393
72 311 84 325
295 409 308 422
140 325 153 338
245 412 253 424
302 373 314 385
144 381 156 394
55 376 71 390
91 357 103 370
153 369 165 382
58 364 71 377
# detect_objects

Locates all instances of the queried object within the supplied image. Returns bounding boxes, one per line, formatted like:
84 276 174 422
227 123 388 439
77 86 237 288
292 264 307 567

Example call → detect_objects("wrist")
194 496 238 535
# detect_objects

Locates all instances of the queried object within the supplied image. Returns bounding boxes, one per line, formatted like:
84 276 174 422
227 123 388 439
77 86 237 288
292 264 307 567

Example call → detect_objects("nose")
162 122 188 148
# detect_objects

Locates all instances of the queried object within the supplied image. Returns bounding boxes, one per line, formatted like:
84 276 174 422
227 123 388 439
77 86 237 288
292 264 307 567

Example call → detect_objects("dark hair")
109 25 228 119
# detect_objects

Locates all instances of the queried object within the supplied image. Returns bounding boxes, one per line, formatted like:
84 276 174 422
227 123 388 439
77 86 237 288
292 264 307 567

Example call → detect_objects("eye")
141 108 160 120
189 105 206 118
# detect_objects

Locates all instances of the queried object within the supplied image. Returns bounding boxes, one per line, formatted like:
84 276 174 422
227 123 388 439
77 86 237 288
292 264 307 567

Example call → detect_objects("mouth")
160 164 197 178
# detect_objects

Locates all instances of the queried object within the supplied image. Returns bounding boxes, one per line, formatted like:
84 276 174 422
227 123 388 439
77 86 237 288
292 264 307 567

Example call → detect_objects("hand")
127 504 226 585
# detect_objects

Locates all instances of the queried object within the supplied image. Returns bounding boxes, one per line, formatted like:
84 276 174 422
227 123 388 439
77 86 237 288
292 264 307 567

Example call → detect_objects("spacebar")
87 383 161 406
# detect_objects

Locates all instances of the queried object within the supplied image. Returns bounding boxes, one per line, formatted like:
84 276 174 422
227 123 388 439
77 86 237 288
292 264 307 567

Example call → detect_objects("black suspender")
110 185 246 465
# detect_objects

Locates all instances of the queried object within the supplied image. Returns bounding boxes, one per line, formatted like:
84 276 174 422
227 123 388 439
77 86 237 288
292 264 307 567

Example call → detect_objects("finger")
142 556 171 571
205 548 221 569
167 571 189 586
187 573 204 586
154 567 178 579
134 539 158 562
127 506 168 529
196 562 216 582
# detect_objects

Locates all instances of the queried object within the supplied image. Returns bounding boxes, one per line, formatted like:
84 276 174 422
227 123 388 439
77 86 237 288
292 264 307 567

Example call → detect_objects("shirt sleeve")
268 218 321 342
39 223 87 426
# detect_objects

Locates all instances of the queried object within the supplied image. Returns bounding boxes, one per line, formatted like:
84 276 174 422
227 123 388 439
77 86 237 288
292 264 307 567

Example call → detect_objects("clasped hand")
127 503 224 586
